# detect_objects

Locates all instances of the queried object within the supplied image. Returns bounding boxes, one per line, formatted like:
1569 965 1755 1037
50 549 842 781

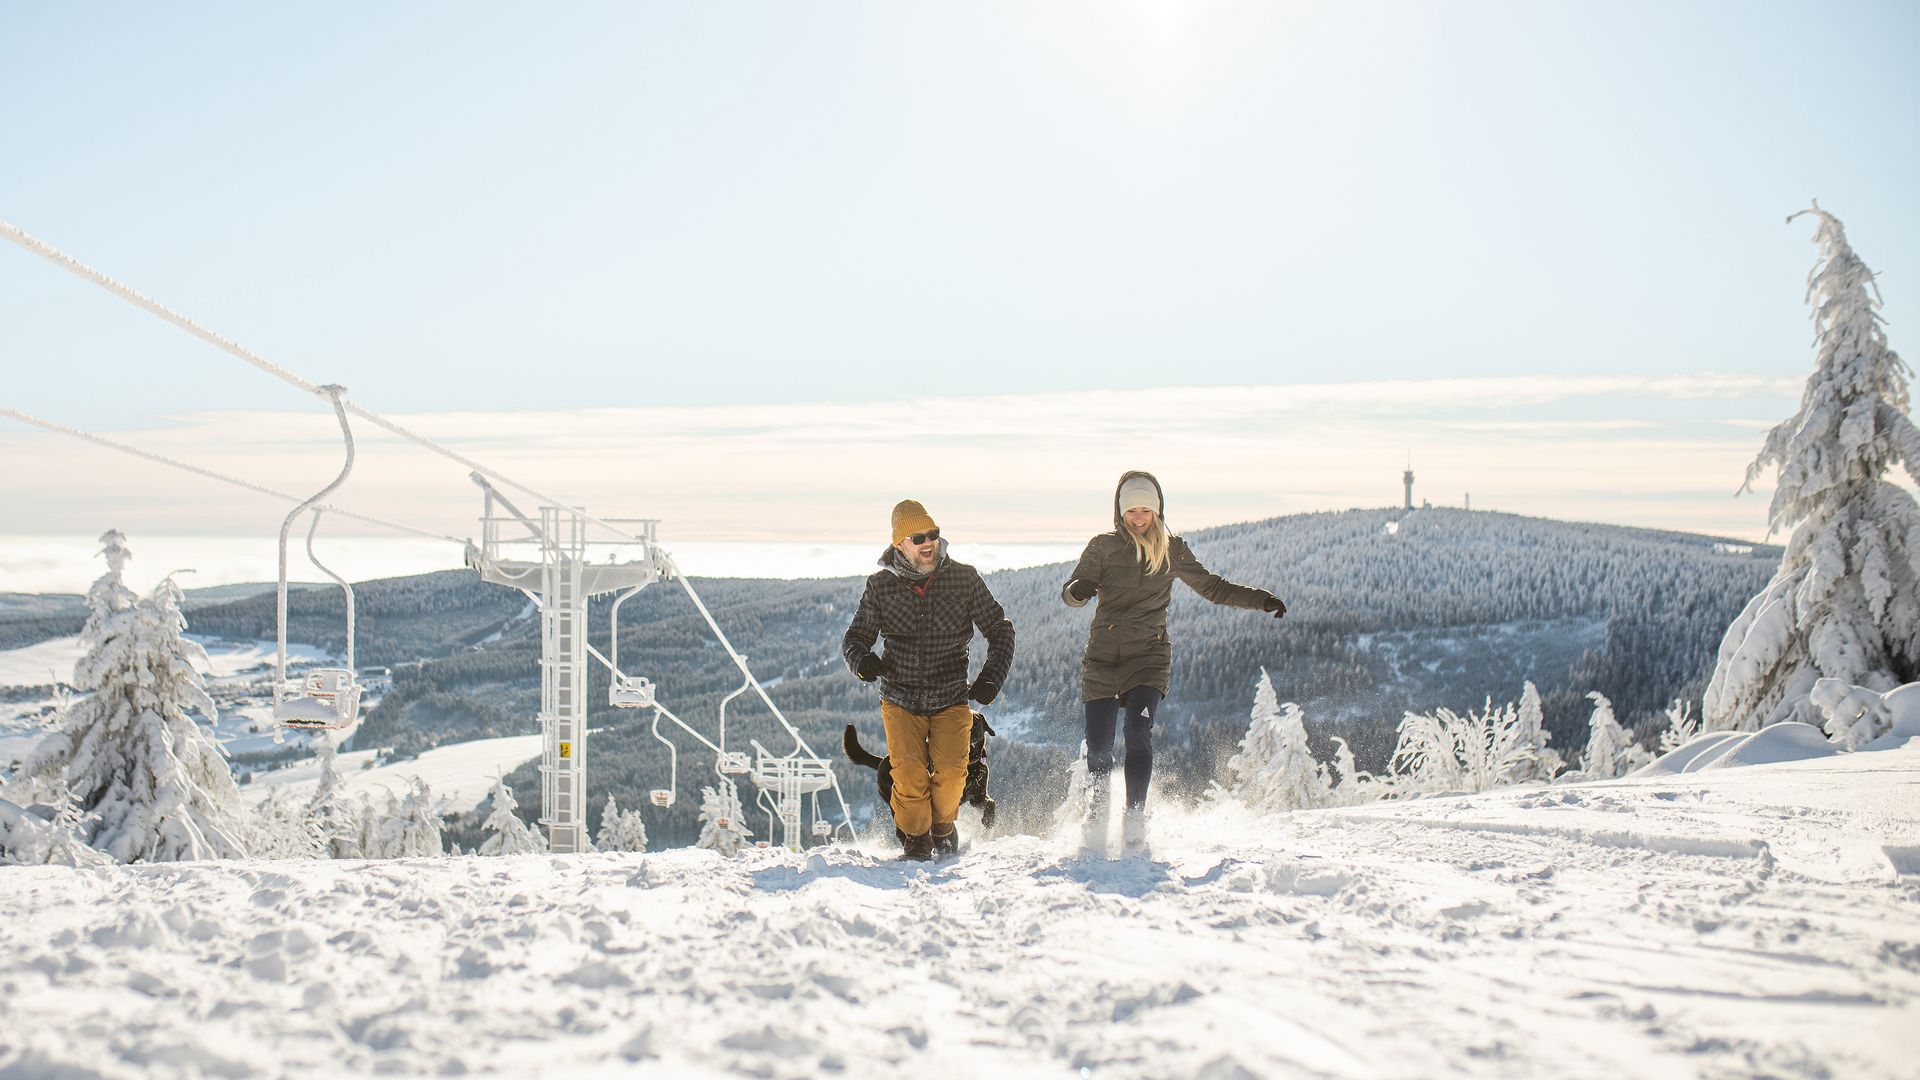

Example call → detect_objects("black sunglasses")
906 529 940 545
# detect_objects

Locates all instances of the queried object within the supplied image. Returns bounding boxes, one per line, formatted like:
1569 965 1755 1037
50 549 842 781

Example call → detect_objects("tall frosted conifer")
478 775 546 855
1219 669 1329 812
17 535 250 861
1705 205 1920 736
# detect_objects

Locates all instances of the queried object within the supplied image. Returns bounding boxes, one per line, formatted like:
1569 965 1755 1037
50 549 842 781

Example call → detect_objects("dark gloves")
855 653 886 682
968 676 1000 706
1261 593 1288 619
1066 579 1096 603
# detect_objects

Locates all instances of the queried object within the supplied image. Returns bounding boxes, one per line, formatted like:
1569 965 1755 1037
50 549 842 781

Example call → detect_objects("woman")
1061 470 1287 855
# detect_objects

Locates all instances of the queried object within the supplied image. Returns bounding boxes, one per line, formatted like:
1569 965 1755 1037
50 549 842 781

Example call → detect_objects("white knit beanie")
1118 476 1160 514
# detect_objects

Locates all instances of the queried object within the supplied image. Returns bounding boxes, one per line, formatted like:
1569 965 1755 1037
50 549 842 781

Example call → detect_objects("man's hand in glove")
969 676 1000 706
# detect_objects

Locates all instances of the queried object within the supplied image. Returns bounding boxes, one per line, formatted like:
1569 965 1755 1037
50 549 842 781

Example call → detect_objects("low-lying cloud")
3 373 1806 591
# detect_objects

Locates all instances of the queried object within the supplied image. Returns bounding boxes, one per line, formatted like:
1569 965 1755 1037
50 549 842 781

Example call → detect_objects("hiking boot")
1081 771 1113 857
931 824 959 858
899 832 934 862
1121 805 1150 858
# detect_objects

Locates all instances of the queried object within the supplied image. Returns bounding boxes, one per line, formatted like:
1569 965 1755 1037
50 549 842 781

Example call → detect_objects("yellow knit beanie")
891 500 939 546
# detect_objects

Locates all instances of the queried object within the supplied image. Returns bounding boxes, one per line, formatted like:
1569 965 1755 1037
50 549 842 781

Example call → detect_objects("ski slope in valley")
0 738 1914 1078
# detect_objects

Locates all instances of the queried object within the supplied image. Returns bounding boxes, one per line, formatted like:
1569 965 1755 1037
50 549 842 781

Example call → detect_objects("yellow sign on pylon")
560 741 572 759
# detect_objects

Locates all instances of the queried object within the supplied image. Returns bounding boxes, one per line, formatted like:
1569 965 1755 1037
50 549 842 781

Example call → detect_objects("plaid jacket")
842 552 1016 716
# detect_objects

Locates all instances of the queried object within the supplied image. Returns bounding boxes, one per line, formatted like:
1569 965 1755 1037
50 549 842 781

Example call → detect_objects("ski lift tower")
465 477 665 853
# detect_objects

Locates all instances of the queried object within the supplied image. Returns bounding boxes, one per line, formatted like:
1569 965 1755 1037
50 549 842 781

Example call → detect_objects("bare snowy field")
2 741 1915 1079
243 734 544 815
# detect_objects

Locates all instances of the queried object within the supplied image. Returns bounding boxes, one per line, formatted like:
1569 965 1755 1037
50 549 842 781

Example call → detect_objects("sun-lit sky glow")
2 2 1916 589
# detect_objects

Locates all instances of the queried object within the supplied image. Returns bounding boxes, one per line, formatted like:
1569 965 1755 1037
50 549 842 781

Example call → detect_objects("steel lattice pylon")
468 488 660 853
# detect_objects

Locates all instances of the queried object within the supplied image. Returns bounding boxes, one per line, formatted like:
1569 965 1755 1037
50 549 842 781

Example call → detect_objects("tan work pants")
880 700 973 838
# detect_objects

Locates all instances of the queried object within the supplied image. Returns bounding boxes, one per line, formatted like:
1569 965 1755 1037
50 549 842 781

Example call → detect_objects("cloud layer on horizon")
3 374 1808 559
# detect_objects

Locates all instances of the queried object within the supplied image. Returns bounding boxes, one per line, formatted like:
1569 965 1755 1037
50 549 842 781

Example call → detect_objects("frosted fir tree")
1383 685 1561 795
1386 708 1464 794
695 783 751 856
1808 678 1911 750
596 793 650 853
363 779 444 859
1509 682 1564 783
1577 692 1650 780
1658 699 1701 754
15 547 250 863
0 789 111 867
1704 204 1920 738
251 789 325 859
1217 669 1330 812
1318 735 1377 806
478 775 547 855
305 742 365 858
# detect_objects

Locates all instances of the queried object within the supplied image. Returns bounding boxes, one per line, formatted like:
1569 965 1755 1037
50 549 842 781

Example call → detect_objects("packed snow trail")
2 744 1915 1078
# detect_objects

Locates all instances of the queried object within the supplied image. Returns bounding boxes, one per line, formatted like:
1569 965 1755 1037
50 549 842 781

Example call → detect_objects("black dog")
843 711 997 848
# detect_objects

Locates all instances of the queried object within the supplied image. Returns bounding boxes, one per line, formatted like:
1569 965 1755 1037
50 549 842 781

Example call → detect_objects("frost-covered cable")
277 387 355 690
0 406 463 545
1 220 653 548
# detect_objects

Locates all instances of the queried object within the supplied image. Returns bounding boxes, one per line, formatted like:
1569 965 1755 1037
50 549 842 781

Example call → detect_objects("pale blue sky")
2 2 1917 570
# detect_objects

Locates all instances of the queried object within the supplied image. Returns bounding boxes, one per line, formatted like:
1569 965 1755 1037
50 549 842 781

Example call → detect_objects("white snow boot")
1081 771 1113 857
1121 805 1150 858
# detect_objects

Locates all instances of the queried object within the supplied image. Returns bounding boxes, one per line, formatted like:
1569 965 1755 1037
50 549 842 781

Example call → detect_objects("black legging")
1084 685 1164 808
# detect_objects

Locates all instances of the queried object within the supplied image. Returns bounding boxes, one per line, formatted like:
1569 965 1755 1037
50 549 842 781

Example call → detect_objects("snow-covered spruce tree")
478 775 546 855
1509 682 1564 783
1577 692 1650 780
363 779 444 858
1217 668 1330 812
1809 678 1895 750
0 789 111 867
1320 734 1377 806
1704 204 1920 739
1658 699 1701 754
14 546 250 862
305 743 365 858
695 782 751 856
596 793 649 853
1386 685 1558 795
251 788 325 859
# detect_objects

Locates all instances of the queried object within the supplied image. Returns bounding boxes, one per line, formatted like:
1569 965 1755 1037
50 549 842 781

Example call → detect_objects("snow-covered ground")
245 733 545 815
1 737 1914 1077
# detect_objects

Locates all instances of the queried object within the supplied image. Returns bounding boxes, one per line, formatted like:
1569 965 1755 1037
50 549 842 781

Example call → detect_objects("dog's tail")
842 724 888 770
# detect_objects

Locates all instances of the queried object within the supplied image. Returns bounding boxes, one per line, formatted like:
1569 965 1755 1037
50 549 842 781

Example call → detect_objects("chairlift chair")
606 586 655 708
648 706 679 808
611 674 655 709
276 668 363 730
717 751 752 775
272 386 365 733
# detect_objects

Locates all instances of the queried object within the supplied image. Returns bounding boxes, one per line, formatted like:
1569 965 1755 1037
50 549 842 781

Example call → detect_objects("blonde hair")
1128 513 1171 575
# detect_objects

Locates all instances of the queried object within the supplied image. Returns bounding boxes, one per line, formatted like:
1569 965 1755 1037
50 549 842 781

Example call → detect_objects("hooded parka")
1062 471 1277 702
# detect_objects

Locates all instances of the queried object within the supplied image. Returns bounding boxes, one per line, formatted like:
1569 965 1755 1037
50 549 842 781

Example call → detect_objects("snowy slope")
1 741 1915 1078
0 634 332 691
244 733 544 815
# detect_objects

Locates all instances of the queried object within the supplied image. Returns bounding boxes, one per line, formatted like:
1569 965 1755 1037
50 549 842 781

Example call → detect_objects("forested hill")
8 507 1778 843
988 506 1779 750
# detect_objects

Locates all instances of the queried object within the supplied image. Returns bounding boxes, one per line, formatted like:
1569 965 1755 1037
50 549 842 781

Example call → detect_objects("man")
843 499 1015 861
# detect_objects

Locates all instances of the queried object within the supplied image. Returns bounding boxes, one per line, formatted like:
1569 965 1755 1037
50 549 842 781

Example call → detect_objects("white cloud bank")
1 373 1810 590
